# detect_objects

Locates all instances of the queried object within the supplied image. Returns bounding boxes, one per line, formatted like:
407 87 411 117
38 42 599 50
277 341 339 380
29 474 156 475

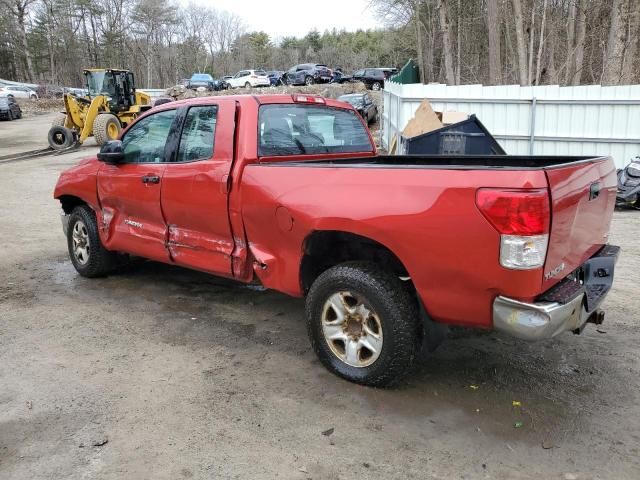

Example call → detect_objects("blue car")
266 71 285 87
187 73 219 91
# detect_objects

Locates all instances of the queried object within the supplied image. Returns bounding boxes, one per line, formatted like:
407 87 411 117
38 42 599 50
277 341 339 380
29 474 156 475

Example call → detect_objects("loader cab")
84 69 137 112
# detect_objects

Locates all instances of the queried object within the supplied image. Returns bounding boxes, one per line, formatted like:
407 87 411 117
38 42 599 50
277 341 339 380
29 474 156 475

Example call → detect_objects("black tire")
371 81 382 91
306 262 419 387
244 82 252 89
16 109 22 119
305 76 314 86
67 205 119 278
51 113 67 128
93 113 121 146
48 126 74 150
7 110 13 121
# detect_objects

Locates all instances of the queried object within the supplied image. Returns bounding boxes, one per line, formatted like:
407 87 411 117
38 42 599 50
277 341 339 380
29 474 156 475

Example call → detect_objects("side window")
121 109 177 163
176 106 217 163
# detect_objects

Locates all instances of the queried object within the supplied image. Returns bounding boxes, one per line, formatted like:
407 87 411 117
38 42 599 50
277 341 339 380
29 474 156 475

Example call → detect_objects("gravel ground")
0 117 639 480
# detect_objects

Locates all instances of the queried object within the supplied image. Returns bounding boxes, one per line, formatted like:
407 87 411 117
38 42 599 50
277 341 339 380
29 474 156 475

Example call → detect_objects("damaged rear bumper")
493 245 620 341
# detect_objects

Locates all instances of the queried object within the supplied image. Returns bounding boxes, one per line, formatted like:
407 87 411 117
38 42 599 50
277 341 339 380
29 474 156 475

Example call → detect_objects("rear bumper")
493 245 620 341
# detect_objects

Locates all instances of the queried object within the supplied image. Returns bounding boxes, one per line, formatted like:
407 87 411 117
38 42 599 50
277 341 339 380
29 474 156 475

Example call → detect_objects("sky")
193 0 381 40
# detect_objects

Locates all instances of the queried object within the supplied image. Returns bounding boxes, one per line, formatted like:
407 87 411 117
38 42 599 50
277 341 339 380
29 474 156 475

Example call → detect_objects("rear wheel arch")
300 230 410 294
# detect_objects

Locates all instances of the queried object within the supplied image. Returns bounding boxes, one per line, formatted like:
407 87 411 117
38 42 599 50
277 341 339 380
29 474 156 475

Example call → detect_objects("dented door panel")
161 101 236 276
97 163 169 262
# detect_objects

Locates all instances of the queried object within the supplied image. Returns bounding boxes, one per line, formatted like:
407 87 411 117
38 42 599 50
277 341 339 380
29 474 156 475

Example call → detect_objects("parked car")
352 68 386 90
219 76 233 89
0 95 22 120
379 67 398 79
226 70 270 89
0 85 38 99
338 93 377 124
266 71 285 86
187 73 219 91
54 93 619 387
285 64 332 86
331 70 352 84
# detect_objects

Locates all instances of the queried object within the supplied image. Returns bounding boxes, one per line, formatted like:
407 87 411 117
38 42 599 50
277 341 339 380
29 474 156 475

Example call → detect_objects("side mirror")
97 140 124 164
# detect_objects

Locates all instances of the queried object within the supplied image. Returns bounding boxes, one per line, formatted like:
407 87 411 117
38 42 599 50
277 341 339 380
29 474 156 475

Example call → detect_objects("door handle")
141 175 160 184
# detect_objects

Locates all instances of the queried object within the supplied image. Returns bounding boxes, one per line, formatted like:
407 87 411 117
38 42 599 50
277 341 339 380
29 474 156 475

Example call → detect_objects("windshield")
339 96 363 107
0 97 8 106
258 104 372 156
191 74 212 81
85 71 116 97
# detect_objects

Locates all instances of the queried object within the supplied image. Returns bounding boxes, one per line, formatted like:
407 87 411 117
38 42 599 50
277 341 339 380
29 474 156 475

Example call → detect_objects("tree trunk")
621 0 640 84
565 0 577 83
414 1 426 83
436 0 456 85
571 0 587 85
527 4 535 85
456 0 461 85
535 0 548 85
15 3 34 82
486 0 501 85
602 0 629 85
511 0 528 85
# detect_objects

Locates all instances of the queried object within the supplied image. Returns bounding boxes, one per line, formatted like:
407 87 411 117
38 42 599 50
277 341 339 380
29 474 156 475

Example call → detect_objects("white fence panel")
382 82 640 168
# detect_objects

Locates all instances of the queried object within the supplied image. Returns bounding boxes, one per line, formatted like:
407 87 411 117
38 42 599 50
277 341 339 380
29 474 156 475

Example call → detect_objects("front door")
161 103 235 276
97 108 178 262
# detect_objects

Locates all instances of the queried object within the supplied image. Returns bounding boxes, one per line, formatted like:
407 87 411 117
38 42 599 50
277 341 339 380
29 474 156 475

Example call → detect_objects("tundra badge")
544 263 566 281
124 219 143 228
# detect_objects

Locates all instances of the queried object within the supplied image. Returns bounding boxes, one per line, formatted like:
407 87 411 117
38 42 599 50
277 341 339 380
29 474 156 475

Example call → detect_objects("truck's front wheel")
306 262 419 387
67 206 120 277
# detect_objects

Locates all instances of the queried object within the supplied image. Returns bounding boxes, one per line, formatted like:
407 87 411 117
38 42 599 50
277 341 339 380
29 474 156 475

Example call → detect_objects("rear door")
160 101 236 276
97 108 178 262
543 157 617 290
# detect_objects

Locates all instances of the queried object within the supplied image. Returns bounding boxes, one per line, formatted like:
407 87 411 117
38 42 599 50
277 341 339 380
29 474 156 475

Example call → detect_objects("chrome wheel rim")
72 220 90 265
321 291 383 368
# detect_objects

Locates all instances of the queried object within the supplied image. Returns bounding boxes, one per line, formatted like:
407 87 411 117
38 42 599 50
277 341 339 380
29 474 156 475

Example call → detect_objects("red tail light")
476 188 550 235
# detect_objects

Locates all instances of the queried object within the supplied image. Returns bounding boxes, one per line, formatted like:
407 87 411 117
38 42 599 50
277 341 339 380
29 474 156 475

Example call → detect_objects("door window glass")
176 106 217 162
121 109 177 163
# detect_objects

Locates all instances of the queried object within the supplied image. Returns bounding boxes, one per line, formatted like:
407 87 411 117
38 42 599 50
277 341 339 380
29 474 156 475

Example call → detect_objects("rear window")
258 104 372 157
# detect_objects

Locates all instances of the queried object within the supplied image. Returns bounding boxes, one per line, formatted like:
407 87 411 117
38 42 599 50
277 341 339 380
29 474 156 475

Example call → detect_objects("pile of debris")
19 98 63 115
164 82 372 102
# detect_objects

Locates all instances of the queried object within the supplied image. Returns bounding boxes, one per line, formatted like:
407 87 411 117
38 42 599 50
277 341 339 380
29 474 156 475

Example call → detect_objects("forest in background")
0 0 638 89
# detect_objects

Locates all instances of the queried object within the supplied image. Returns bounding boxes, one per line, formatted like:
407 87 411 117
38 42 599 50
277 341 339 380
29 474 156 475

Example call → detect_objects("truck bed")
260 155 603 169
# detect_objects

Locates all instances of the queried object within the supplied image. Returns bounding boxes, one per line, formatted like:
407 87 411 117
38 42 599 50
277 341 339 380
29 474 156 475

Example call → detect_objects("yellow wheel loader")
48 69 152 150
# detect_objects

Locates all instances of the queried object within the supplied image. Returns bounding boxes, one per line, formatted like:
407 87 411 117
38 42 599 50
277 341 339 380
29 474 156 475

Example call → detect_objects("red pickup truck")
54 94 620 386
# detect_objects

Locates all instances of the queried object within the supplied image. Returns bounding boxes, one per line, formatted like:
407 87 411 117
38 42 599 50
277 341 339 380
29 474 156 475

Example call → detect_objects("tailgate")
543 157 617 290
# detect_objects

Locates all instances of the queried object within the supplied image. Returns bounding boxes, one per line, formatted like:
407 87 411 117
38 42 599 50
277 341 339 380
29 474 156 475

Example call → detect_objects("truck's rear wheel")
67 206 119 278
48 126 74 150
306 262 419 387
93 113 121 146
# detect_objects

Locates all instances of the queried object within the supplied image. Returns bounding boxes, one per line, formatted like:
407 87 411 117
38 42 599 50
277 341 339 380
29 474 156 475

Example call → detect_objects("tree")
511 0 528 85
436 0 455 84
602 0 629 84
486 0 502 85
3 0 37 82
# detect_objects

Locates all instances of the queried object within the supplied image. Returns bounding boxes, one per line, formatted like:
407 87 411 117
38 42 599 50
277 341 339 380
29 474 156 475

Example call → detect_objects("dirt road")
0 131 639 479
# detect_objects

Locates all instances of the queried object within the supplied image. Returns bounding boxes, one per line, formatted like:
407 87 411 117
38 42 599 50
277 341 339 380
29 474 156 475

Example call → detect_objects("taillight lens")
476 188 550 270
476 188 549 235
